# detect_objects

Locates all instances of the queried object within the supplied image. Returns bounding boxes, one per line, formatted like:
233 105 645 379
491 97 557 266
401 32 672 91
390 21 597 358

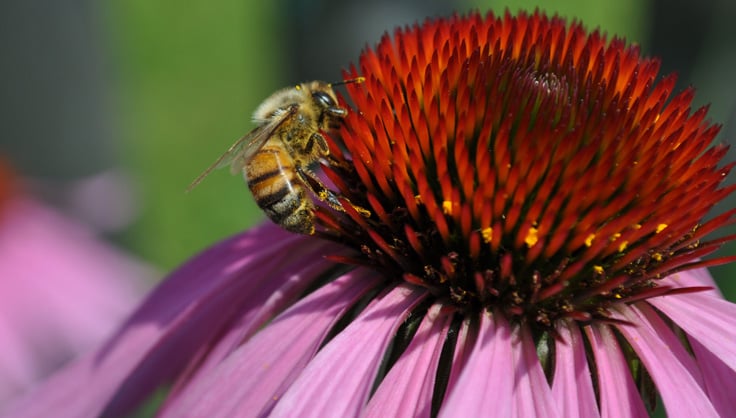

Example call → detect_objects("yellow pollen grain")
656 223 668 233
525 227 539 247
354 205 372 218
633 223 642 229
414 195 422 204
482 227 493 243
442 200 453 215
593 265 604 274
653 252 663 262
611 233 621 241
618 241 628 252
585 233 595 247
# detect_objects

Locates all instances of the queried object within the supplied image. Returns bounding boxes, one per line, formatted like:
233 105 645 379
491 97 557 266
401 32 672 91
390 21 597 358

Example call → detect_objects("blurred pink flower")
0 162 150 408
6 11 736 418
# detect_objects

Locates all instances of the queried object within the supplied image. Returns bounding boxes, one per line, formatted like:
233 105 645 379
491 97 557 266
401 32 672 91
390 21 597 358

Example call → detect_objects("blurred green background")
1 0 734 298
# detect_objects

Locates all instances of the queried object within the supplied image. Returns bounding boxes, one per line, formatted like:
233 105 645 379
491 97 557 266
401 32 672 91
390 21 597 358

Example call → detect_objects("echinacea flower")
6 10 736 418
0 160 150 409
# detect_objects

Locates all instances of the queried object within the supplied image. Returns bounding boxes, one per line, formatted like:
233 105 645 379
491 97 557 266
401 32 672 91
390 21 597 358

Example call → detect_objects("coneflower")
7 11 736 418
0 160 148 409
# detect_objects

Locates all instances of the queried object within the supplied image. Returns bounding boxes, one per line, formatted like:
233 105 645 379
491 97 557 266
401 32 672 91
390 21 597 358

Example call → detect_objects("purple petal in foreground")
160 269 381 417
616 304 719 417
511 325 560 418
439 311 513 418
161 234 347 393
5 224 337 418
586 324 649 418
268 285 426 418
365 304 453 418
441 311 477 398
552 323 599 418
648 284 736 373
689 337 736 416
652 268 736 415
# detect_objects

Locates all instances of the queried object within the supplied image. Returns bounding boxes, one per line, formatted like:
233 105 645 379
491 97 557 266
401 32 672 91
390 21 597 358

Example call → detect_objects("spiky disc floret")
318 11 736 329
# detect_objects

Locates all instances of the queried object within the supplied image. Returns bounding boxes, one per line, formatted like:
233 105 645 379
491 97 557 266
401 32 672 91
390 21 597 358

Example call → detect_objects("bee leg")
296 166 371 217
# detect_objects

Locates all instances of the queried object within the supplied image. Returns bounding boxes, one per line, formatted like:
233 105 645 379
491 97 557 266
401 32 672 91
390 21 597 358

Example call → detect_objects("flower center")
315 12 736 330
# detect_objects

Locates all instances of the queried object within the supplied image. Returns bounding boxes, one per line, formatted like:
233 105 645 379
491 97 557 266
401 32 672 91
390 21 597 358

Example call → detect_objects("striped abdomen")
245 139 315 234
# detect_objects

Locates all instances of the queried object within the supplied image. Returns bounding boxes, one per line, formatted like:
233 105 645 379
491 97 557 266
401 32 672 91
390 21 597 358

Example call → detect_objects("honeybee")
187 78 365 235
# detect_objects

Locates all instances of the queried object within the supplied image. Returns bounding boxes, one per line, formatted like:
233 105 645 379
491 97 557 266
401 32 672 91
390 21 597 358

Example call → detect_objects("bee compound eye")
312 91 336 108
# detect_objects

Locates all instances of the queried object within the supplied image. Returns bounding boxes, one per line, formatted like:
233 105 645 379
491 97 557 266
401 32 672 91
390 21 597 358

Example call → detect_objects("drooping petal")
160 268 381 417
586 324 649 418
161 234 352 399
268 284 427 418
365 304 453 418
5 224 339 418
511 325 560 418
690 337 736 416
439 311 513 418
441 311 477 396
651 267 736 415
615 304 719 417
552 322 599 418
648 286 736 373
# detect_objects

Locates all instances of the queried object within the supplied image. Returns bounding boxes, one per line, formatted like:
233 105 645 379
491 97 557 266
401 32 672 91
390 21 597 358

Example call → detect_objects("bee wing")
186 104 299 192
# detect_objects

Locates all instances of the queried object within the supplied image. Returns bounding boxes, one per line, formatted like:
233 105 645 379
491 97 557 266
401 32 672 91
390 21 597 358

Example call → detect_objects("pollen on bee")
525 227 539 248
442 200 453 215
618 241 628 252
415 194 423 204
652 252 663 261
482 227 493 243
593 265 604 274
354 204 372 218
656 223 668 233
585 233 595 247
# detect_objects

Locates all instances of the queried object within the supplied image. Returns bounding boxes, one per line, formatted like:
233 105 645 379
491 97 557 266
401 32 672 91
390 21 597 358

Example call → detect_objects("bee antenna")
330 76 365 87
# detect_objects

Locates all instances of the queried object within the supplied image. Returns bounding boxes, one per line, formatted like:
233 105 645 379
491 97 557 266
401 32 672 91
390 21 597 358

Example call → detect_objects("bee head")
299 82 345 130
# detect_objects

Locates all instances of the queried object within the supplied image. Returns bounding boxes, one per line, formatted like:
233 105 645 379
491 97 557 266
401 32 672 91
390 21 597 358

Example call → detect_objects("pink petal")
586 324 649 418
690 337 736 416
439 311 513 418
615 304 719 418
648 284 736 373
163 236 351 397
160 269 381 417
365 304 454 418
659 268 721 297
0 198 149 406
268 285 427 418
510 325 560 418
552 322 599 418
5 224 339 417
441 310 477 397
